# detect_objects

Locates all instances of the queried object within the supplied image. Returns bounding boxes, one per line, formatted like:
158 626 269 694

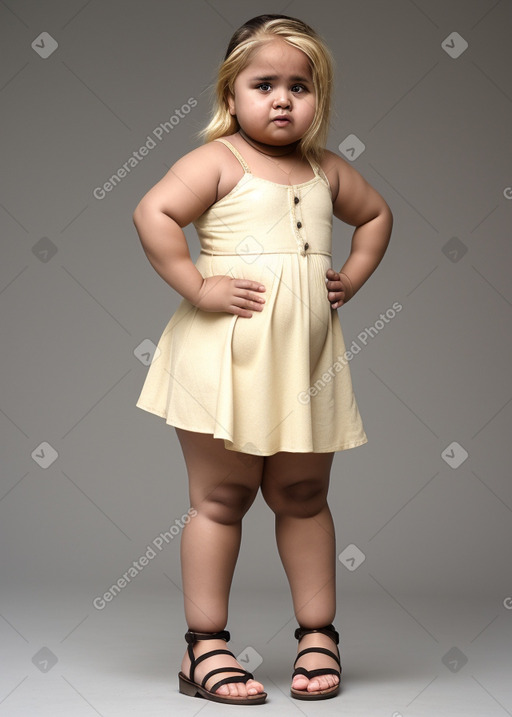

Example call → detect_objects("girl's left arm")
325 151 393 308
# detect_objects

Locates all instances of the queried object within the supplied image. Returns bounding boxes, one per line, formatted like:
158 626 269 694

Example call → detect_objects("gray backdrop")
1 1 511 715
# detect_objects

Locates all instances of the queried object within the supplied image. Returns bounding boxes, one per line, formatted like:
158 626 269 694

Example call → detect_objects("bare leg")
176 428 266 698
260 451 340 694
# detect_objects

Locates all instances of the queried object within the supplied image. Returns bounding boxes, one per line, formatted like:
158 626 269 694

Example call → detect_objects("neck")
238 128 299 157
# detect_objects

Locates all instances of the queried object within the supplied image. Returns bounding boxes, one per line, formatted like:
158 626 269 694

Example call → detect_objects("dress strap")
311 159 332 189
306 156 319 177
213 138 251 173
307 158 323 180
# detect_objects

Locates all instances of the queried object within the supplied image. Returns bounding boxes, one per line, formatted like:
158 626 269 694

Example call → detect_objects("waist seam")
199 249 332 257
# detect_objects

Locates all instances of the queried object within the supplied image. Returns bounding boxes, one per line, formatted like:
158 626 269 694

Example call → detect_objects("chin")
250 134 284 146
264 131 299 144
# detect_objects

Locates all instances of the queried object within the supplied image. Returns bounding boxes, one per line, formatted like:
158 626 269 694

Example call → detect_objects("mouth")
273 116 291 125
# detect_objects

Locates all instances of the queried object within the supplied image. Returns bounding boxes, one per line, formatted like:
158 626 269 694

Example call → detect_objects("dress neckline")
244 173 320 189
204 172 323 211
214 137 319 188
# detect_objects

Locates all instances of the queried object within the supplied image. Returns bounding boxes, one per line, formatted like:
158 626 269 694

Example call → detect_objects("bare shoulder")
170 139 231 176
133 141 229 226
318 149 356 202
319 149 392 226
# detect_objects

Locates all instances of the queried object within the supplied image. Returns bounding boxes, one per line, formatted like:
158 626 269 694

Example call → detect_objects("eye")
292 84 307 93
256 82 271 92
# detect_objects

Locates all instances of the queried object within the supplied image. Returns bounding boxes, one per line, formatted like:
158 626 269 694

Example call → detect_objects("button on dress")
136 138 368 455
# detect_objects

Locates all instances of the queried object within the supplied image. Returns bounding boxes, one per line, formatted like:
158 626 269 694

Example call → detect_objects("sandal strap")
294 623 339 644
292 666 340 679
202 667 253 691
185 629 231 684
185 629 230 644
193 648 234 669
294 646 341 669
183 628 258 695
188 648 233 683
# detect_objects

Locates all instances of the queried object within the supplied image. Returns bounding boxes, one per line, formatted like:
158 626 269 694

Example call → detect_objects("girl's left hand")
325 268 349 309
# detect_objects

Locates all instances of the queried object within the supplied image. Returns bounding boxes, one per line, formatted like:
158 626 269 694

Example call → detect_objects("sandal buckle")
185 629 231 644
294 623 339 644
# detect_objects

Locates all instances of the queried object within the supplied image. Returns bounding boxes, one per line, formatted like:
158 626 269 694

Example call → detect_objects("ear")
227 91 236 116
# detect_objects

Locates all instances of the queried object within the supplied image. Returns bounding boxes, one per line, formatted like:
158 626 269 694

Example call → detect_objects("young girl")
133 14 392 705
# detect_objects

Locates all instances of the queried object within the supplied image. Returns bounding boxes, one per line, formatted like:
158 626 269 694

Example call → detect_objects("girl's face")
227 38 316 147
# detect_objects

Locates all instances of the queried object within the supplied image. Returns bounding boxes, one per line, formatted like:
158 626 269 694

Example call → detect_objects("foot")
181 638 265 699
291 631 340 694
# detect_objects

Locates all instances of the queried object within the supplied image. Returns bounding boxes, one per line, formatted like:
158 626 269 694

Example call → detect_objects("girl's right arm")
132 144 266 318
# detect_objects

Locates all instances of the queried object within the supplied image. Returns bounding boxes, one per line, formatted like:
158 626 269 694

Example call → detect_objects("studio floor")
0 582 510 716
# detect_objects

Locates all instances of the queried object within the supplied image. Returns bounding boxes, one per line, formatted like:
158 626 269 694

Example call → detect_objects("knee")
195 483 257 525
262 478 327 518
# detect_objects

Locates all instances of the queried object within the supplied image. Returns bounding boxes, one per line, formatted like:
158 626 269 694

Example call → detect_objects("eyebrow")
251 75 311 83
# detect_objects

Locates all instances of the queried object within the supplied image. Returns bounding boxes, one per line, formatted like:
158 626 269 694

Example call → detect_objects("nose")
272 90 291 109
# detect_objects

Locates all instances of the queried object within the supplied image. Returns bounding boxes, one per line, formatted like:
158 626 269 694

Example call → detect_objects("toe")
246 679 264 696
292 674 309 690
220 682 236 697
307 674 338 692
218 678 264 699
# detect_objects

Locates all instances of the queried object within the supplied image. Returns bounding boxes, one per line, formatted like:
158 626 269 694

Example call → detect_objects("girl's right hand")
194 275 266 318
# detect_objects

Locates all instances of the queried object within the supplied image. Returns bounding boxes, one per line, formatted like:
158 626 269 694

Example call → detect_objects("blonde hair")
196 14 335 164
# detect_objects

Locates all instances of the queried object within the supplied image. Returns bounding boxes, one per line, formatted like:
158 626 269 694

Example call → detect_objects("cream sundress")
136 138 368 456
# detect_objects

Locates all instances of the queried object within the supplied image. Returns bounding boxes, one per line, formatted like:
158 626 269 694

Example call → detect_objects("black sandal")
178 629 267 705
290 623 341 700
